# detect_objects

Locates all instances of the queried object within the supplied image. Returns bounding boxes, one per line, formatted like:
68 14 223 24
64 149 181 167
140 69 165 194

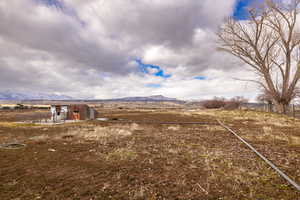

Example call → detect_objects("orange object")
72 112 80 120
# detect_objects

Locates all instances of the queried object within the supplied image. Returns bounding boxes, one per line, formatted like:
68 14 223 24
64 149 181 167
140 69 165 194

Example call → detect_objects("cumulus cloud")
0 0 259 100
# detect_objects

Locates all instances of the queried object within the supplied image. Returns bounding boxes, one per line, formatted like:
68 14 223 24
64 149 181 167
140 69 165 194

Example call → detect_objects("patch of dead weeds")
101 147 137 161
60 124 142 141
167 125 181 131
29 135 50 141
205 125 225 132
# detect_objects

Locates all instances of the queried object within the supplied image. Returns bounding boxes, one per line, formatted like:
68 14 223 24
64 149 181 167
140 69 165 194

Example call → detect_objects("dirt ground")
0 109 50 122
0 108 299 199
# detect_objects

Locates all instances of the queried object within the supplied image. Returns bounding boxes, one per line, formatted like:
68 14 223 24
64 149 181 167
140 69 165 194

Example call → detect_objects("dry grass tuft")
255 118 293 127
61 124 137 141
261 126 288 142
205 125 225 132
29 135 50 141
167 125 181 131
193 110 220 117
287 136 300 146
103 148 137 161
263 126 272 135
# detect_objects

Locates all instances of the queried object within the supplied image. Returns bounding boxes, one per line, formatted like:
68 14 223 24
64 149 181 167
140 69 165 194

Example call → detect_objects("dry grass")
1 109 299 199
60 123 141 141
102 148 137 161
205 125 225 132
192 109 300 145
167 125 181 131
288 136 300 146
193 109 298 127
29 135 50 141
0 122 37 128
238 125 300 147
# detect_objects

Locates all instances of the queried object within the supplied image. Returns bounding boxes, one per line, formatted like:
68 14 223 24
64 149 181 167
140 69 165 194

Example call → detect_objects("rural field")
0 107 300 200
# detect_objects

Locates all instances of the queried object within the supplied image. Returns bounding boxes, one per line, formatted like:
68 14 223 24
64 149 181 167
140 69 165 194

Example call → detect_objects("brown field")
0 108 299 199
0 109 50 122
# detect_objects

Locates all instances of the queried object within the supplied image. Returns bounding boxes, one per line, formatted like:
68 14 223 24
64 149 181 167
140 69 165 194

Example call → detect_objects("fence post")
270 104 273 113
293 104 295 118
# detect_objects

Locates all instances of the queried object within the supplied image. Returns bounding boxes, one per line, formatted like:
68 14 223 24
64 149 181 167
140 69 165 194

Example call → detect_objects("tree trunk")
268 103 273 112
274 102 289 114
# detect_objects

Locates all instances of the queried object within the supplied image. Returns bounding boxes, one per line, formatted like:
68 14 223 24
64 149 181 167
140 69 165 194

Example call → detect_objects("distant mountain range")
0 91 73 100
0 92 181 102
105 95 179 102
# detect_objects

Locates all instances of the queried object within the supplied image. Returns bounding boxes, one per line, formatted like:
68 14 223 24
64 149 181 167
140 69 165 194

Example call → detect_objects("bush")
202 96 248 110
224 101 240 110
203 99 226 109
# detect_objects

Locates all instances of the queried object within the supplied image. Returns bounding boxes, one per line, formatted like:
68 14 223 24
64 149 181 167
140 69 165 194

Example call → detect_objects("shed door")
73 110 80 120
55 106 61 116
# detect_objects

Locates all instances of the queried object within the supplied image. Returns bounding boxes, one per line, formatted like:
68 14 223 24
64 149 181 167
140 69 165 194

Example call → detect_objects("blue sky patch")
38 0 64 9
135 59 172 79
194 76 207 80
145 83 162 88
233 0 252 20
37 0 86 26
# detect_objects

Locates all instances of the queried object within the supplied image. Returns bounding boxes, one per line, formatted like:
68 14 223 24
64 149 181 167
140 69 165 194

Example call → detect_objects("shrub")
202 96 248 110
224 101 240 110
224 96 248 110
203 98 226 109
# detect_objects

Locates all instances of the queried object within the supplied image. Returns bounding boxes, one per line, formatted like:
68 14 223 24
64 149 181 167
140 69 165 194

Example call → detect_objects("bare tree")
218 0 300 113
257 90 273 104
257 89 274 111
224 96 249 110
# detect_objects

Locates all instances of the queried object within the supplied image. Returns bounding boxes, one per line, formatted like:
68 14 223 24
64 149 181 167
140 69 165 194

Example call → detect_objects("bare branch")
218 0 300 113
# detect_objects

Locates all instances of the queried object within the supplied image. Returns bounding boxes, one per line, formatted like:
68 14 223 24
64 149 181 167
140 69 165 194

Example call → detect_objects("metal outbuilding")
50 104 97 122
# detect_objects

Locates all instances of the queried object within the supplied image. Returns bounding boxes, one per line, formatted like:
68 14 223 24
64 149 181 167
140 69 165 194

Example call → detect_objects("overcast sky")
0 0 259 100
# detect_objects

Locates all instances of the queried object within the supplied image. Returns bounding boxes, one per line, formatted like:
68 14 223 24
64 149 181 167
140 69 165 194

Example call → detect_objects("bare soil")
0 109 50 122
0 109 299 199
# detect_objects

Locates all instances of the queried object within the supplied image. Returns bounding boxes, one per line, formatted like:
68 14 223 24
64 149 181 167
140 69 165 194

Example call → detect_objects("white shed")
51 105 68 122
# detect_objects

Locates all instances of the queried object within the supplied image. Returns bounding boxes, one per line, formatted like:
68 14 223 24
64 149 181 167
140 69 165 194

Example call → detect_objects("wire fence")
242 103 300 118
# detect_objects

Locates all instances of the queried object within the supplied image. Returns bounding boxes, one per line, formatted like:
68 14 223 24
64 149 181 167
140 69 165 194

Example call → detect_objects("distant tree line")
202 96 248 110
